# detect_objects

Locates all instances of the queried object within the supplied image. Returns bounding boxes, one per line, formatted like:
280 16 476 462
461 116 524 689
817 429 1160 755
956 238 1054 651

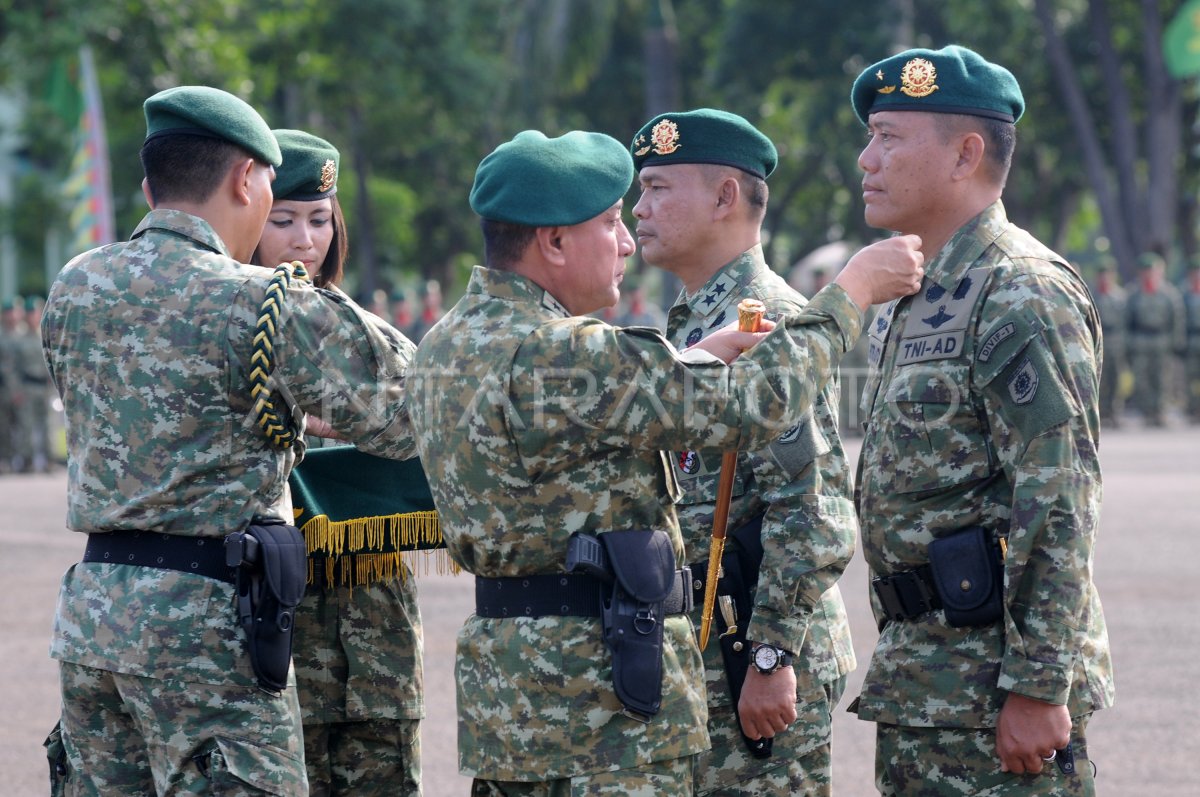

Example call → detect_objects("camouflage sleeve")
972 267 1102 705
238 282 417 460
742 389 857 654
510 284 863 457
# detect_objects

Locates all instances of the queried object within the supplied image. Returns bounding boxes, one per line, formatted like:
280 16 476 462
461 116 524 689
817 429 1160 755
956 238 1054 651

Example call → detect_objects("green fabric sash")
287 445 446 586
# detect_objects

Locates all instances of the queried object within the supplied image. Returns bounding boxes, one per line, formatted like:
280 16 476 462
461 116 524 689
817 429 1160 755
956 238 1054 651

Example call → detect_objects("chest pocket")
882 363 993 495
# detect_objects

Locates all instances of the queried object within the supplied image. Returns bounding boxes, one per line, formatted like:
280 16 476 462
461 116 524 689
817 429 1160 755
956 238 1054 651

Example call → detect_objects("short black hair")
937 114 1016 186
480 218 537 270
140 133 249 204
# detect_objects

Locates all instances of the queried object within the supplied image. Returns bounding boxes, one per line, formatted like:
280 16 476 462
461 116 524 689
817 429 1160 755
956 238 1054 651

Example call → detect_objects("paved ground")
3 423 1197 795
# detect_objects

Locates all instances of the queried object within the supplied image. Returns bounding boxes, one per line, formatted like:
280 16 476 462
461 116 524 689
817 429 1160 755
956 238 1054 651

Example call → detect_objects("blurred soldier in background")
1094 258 1127 427
614 281 667 328
1183 257 1200 424
1126 252 1184 427
0 297 22 473
14 296 52 472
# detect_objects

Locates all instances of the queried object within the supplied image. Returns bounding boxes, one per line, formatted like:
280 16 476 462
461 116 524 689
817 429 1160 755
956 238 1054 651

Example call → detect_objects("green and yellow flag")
1165 0 1200 78
288 445 449 587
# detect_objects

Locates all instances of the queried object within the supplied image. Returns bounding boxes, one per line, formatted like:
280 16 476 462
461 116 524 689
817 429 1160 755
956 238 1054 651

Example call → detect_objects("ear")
230 157 257 206
952 131 986 181
535 226 568 266
141 177 155 209
712 175 741 221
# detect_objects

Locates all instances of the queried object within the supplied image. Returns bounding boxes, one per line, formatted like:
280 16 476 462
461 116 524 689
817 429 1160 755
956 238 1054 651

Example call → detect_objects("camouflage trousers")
470 754 694 796
48 660 307 796
1185 351 1200 420
303 717 420 796
1129 343 1170 424
693 676 845 796
874 715 1094 796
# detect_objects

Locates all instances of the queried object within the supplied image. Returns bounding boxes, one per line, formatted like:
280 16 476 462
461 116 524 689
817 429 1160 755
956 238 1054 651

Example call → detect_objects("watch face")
753 645 779 671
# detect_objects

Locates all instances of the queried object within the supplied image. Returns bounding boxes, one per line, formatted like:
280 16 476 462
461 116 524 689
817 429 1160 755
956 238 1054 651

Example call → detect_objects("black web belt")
83 530 237 584
474 569 693 619
872 564 942 622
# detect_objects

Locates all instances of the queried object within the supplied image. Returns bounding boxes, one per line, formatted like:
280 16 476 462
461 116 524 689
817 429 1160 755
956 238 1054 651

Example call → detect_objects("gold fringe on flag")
297 509 459 588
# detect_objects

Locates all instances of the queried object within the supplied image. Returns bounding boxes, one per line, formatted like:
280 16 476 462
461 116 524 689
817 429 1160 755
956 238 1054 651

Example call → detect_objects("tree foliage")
1 0 1196 300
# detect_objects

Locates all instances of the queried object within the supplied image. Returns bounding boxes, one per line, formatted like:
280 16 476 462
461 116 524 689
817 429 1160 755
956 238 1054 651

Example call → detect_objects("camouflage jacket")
408 265 862 780
42 209 415 685
854 201 1115 728
665 245 855 703
1183 282 1200 350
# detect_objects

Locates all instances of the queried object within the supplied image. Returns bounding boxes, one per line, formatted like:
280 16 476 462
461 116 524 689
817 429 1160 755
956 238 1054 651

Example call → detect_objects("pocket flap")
599 529 676 603
928 526 997 612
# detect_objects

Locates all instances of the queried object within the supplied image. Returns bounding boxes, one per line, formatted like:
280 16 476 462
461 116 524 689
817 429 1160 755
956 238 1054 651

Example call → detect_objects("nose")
858 136 878 173
632 189 649 219
618 221 635 256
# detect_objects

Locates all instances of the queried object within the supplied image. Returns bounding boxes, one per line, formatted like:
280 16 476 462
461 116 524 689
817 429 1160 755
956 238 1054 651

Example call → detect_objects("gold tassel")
299 510 456 587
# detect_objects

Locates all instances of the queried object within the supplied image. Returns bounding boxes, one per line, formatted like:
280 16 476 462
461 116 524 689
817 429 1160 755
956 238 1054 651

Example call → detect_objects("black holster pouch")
712 514 773 759
570 529 677 722
225 519 307 692
927 525 1003 628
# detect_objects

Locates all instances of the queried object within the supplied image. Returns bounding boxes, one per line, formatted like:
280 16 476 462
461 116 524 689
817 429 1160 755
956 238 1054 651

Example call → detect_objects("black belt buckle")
872 567 938 621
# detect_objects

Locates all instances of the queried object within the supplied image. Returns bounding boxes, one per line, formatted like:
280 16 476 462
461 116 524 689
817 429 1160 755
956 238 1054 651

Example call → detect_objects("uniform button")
960 579 972 591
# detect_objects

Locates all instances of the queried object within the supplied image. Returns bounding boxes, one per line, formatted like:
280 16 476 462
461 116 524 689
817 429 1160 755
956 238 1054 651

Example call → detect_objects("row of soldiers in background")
1095 253 1200 427
0 295 55 474
364 279 446 342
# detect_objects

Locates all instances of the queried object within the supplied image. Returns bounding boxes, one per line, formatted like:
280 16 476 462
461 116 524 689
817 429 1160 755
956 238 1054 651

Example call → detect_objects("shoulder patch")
1006 357 1039 405
978 322 1015 363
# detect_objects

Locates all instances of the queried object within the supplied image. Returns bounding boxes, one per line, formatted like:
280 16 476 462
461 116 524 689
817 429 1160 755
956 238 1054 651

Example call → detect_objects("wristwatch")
750 643 792 675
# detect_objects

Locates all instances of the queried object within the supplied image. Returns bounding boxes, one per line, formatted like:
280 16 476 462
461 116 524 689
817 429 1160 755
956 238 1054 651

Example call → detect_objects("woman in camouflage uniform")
254 129 424 797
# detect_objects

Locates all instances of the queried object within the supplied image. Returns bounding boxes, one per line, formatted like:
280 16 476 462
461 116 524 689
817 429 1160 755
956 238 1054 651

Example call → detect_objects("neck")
673 233 759 294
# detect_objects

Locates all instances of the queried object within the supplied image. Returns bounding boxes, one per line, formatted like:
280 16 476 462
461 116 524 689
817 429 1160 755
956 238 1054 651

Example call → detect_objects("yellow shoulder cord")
251 261 310 449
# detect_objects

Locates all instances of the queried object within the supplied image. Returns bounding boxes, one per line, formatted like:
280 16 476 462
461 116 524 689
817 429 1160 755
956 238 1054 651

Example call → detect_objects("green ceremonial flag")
1165 0 1200 78
288 445 445 586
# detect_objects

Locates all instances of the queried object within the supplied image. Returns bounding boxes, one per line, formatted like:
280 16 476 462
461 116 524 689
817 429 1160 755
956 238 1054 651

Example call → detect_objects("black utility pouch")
226 519 307 692
44 721 69 795
928 525 1003 628
597 529 676 721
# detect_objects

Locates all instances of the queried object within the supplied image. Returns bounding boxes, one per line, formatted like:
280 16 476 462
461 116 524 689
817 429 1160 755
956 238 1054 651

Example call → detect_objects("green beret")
0 298 13 312
272 129 339 201
631 108 777 179
144 86 281 166
1138 252 1165 270
852 45 1024 125
23 296 43 312
470 130 634 226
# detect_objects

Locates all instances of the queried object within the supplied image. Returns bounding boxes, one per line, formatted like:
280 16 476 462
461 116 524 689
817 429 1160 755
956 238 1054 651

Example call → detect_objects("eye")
269 218 292 228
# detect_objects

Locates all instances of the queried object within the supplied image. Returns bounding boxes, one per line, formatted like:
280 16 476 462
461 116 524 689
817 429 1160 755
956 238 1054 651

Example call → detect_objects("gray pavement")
2 425 1197 795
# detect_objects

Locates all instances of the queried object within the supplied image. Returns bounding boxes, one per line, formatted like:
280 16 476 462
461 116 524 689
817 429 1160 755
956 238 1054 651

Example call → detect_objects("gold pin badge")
633 133 650 157
900 57 939 98
318 159 337 193
650 119 680 155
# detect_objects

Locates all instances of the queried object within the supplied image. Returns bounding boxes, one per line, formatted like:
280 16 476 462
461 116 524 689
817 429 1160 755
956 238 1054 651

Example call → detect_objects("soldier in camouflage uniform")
407 129 922 795
1125 252 1185 427
850 46 1114 795
1093 259 1127 426
0 298 22 473
13 297 53 472
253 128 423 796
1183 258 1200 423
40 87 417 796
630 109 855 796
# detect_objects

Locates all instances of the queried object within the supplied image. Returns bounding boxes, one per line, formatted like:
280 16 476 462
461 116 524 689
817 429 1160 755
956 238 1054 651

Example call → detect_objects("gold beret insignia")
318 159 337 193
900 57 939 98
633 133 650 157
650 119 680 155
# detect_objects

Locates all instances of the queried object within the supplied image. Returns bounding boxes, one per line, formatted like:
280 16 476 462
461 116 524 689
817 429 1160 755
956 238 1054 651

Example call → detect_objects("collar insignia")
900 57 939 98
318 159 337 193
650 119 681 155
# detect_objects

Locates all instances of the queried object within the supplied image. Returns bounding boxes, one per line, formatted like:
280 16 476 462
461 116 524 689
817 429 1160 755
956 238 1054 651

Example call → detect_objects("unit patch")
978 322 1015 363
1007 357 1039 405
